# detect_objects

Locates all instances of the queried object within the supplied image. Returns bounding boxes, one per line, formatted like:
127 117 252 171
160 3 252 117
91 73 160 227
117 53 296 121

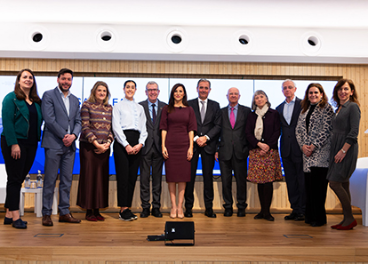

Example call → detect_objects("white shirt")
194 97 210 142
112 98 147 147
283 96 296 125
58 87 71 133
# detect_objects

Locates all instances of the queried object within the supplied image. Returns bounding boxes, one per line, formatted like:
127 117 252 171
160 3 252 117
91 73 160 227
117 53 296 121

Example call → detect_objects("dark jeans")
1 136 37 211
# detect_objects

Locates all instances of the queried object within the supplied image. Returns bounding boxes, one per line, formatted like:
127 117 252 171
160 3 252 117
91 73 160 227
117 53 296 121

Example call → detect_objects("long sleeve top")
79 101 114 144
112 98 147 147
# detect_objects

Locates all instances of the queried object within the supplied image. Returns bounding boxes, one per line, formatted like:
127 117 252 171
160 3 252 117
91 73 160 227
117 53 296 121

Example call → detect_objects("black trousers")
282 155 305 214
114 130 141 208
219 155 248 210
140 146 163 209
1 137 37 211
185 148 215 209
304 167 329 224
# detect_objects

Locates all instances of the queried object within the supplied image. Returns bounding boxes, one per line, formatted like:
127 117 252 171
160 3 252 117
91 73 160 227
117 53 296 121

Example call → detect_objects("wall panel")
1 58 367 212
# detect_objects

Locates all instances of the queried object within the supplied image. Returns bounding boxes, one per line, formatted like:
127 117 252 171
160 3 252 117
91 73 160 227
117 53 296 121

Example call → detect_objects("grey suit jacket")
218 104 251 161
41 87 82 151
188 98 222 155
139 99 167 155
276 97 303 158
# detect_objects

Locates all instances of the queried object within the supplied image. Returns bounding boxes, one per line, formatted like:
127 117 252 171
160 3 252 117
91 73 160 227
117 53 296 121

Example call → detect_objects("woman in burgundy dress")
160 83 197 218
77 81 113 221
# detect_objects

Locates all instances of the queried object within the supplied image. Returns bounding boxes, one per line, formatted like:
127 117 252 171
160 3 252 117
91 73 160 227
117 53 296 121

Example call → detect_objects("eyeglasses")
147 89 159 92
282 86 295 90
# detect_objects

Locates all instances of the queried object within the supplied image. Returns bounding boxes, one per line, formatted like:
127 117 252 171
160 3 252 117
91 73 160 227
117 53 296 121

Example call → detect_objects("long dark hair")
332 79 360 108
301 83 328 113
167 83 188 113
14 69 41 104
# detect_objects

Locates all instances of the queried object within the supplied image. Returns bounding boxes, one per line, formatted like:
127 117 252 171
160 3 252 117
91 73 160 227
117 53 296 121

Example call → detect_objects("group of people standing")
1 69 360 231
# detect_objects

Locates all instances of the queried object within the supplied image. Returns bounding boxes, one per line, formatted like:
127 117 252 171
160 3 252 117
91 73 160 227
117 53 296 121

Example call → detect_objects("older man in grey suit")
139 81 166 218
215 87 250 217
41 68 82 226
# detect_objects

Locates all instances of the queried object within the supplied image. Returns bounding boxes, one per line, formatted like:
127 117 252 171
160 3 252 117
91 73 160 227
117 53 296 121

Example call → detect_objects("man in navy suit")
276 79 305 221
216 87 250 217
41 68 82 226
139 81 166 218
184 79 222 218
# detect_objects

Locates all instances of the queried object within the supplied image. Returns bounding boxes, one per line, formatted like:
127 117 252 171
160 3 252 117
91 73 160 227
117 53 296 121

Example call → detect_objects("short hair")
87 81 111 105
146 81 159 90
282 79 296 89
332 79 360 108
57 68 73 78
197 79 211 88
14 69 41 104
301 83 329 113
124 80 137 89
251 90 271 110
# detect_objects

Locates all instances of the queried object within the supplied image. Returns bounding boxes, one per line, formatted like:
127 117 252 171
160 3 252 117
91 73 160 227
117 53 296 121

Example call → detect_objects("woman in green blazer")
1 69 42 229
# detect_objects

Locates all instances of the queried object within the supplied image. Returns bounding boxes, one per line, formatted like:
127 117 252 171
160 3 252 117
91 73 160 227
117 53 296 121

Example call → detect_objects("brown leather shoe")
59 213 81 223
42 215 53 226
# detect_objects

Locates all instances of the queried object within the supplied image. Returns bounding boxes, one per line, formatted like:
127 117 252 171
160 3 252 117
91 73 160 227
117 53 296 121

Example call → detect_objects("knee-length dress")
327 101 360 182
160 106 197 182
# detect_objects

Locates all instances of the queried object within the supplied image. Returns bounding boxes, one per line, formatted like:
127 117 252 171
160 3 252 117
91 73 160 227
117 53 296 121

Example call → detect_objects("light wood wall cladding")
1 58 366 212
1 58 366 156
22 179 344 212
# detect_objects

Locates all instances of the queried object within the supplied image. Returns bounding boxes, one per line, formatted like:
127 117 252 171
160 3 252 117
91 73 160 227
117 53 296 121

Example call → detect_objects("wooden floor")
0 211 367 263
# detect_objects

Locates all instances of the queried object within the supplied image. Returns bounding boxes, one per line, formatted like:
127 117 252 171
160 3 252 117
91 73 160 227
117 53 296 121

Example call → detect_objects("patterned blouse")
80 101 114 144
296 103 334 173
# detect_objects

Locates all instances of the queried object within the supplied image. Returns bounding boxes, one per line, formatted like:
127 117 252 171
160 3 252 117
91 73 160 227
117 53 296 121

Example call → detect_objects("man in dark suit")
184 79 222 218
41 68 82 226
215 87 250 217
139 81 167 218
276 79 305 221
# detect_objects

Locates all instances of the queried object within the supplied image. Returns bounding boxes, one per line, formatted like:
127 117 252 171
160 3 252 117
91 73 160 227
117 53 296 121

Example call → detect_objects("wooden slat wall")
2 58 366 212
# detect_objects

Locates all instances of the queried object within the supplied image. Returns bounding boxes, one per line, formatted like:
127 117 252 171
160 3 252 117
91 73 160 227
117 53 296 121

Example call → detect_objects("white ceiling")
1 0 368 64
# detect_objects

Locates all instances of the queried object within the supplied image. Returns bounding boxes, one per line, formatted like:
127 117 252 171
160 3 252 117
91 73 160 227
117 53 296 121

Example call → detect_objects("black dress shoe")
151 208 163 218
310 221 326 227
140 208 150 218
184 208 193 218
205 208 216 218
284 212 297 220
224 208 233 217
263 214 275 221
254 212 264 219
237 208 246 217
294 214 305 221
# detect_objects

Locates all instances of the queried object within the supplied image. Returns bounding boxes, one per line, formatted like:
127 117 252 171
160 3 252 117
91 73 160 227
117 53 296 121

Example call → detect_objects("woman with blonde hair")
77 81 113 221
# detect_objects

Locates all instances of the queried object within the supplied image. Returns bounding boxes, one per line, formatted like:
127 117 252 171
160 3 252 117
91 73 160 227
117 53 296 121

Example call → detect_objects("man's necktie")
152 103 156 124
230 107 235 129
200 101 206 123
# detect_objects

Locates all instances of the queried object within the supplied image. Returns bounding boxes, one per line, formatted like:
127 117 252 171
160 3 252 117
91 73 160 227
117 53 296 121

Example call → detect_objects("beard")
58 83 71 93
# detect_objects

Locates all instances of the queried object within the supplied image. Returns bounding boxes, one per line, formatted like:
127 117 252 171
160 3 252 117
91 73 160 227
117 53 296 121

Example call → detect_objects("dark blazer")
188 98 222 155
139 99 167 155
245 108 280 150
41 87 81 151
218 104 251 161
276 97 302 158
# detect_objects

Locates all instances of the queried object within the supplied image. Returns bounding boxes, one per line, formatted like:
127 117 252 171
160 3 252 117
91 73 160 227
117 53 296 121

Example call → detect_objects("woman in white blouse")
112 80 147 221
